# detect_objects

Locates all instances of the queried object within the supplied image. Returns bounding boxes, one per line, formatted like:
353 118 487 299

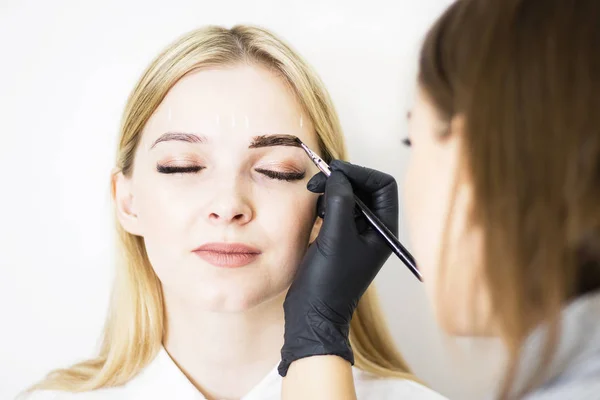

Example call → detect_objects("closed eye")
255 169 305 182
156 164 205 174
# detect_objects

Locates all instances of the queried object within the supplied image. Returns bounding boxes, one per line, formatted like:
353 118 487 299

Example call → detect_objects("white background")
0 1 505 399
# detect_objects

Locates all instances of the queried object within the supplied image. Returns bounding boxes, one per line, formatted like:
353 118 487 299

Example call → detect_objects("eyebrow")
150 132 207 149
249 134 301 149
150 132 302 150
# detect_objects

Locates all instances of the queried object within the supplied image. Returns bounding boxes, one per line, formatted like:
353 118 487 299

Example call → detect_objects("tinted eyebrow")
150 132 207 149
249 134 301 149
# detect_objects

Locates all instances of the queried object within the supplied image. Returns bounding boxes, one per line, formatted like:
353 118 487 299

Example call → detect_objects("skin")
405 89 490 335
282 356 358 400
114 63 323 400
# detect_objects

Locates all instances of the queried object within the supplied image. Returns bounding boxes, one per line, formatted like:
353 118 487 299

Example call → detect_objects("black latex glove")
278 160 399 376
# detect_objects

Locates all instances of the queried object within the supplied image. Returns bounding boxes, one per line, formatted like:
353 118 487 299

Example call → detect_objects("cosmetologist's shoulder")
352 368 448 400
524 378 600 400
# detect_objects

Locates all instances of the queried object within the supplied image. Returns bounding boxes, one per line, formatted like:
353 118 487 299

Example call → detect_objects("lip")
193 242 261 268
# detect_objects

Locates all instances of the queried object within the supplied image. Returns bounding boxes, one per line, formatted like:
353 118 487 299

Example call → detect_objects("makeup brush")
296 138 422 281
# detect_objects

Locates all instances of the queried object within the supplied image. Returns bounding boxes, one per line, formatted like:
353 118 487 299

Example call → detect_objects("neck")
163 292 285 400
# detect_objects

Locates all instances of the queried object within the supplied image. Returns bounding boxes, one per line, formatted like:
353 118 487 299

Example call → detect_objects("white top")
497 290 600 399
23 347 446 400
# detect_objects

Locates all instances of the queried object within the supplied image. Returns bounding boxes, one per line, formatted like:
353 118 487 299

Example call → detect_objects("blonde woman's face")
404 88 492 335
115 64 322 312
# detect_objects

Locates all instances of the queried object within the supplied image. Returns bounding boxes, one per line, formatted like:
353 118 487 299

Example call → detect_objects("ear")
308 215 323 244
112 169 143 236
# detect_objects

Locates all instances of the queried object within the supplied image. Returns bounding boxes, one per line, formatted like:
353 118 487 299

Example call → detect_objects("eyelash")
156 165 205 174
254 169 305 182
402 138 412 147
156 165 305 181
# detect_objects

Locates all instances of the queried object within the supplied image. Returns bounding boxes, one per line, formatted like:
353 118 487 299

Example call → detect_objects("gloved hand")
278 160 399 376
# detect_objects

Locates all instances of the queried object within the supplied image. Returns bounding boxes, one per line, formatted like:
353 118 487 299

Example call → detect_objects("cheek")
404 144 463 312
132 175 203 278
404 143 491 335
135 178 195 237
404 147 445 280
261 189 317 241
257 187 317 269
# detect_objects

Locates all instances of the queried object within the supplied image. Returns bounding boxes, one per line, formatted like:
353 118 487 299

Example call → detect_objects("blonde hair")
29 25 418 393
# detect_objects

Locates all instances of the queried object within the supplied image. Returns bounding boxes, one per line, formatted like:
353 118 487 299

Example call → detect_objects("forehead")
143 64 313 144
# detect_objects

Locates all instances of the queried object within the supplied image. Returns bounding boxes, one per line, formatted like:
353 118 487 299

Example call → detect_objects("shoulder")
18 387 128 400
351 368 448 400
17 348 195 400
525 377 600 400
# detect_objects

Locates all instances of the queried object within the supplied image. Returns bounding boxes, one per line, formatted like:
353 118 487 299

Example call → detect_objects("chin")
192 282 287 313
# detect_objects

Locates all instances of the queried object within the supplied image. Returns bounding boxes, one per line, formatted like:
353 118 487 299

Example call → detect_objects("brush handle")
353 196 422 281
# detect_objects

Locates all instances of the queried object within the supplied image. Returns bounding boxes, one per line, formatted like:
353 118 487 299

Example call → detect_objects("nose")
206 182 253 226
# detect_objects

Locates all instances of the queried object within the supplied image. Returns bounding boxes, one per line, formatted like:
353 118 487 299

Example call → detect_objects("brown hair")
419 0 600 398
